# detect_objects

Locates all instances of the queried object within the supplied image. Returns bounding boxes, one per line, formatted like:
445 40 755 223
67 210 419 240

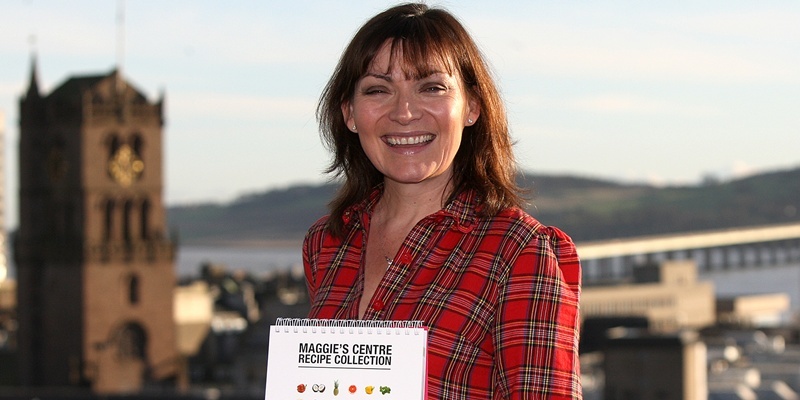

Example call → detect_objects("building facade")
581 260 716 332
14 63 181 393
604 330 708 400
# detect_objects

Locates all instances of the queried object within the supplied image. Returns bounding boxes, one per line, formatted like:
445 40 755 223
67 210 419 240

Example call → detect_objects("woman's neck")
375 178 452 227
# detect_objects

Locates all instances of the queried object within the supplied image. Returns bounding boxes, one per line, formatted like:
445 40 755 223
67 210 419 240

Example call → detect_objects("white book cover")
264 319 427 399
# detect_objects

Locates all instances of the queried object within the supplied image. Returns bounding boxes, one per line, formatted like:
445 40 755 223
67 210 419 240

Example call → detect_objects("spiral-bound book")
264 318 428 399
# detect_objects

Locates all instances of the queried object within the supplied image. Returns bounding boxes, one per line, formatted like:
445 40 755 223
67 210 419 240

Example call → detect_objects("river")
3 245 798 311
176 244 303 278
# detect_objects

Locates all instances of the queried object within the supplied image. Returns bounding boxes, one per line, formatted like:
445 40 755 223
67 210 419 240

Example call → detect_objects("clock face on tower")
108 144 144 186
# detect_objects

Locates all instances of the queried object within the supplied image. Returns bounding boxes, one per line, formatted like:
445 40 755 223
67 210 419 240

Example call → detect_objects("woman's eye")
363 87 387 95
423 85 447 93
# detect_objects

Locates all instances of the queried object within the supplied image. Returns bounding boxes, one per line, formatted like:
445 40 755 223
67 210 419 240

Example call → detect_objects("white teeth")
386 134 434 146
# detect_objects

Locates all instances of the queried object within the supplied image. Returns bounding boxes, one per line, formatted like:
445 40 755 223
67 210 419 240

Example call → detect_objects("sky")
1 0 799 229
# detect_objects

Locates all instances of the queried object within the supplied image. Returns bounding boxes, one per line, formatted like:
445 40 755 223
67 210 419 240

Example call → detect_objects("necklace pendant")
384 256 393 267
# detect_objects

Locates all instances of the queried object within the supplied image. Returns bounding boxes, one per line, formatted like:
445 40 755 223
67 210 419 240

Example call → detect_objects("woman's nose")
388 91 420 124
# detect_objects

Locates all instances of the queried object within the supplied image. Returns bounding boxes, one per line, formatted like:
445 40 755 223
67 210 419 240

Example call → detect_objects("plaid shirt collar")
341 184 480 233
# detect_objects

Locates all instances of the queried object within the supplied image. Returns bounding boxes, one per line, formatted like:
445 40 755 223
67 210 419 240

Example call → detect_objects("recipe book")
264 318 428 399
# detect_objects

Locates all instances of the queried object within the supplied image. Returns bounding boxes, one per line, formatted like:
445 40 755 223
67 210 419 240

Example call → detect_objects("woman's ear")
341 101 356 132
466 93 481 126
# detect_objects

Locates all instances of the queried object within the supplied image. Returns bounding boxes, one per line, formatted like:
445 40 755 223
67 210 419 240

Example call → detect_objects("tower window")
140 199 150 240
104 199 115 241
131 134 144 158
108 134 120 159
128 274 140 305
123 200 134 242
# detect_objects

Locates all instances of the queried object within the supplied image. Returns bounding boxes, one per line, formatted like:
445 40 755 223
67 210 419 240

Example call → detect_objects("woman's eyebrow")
364 72 392 82
363 69 448 82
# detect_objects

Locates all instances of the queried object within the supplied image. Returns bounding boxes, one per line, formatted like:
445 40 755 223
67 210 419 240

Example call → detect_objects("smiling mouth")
385 134 434 146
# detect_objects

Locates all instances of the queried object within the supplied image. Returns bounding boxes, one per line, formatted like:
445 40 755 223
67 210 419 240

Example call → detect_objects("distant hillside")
166 167 800 245
167 183 337 245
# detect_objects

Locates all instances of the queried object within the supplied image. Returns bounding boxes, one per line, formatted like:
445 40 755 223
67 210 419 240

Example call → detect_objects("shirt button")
399 253 412 264
372 299 385 311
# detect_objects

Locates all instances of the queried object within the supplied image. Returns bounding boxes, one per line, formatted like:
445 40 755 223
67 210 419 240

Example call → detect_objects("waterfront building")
716 293 791 328
14 61 182 393
581 260 716 332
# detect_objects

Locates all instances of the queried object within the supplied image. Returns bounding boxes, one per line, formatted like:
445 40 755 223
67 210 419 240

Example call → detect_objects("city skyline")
1 0 799 229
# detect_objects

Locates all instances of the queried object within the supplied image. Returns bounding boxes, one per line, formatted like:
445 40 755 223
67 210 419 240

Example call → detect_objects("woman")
303 3 582 399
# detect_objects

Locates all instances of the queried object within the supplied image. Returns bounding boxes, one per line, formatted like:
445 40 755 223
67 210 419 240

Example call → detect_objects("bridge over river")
576 222 800 310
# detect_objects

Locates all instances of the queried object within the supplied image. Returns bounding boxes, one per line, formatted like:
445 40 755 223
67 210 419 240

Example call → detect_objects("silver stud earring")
352 124 357 131
467 119 473 124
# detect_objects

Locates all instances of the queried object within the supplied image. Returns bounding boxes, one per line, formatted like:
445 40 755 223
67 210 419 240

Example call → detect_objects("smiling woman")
342 40 479 190
301 3 583 399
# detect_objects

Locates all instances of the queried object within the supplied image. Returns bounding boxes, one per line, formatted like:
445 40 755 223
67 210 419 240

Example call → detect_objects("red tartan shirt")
303 187 582 399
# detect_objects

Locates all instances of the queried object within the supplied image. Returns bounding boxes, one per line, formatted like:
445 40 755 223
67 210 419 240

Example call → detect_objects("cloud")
168 92 316 121
472 10 800 85
675 9 800 43
1 2 116 57
729 161 759 179
507 92 720 118
119 3 359 67
567 93 720 116
0 82 24 98
701 161 763 184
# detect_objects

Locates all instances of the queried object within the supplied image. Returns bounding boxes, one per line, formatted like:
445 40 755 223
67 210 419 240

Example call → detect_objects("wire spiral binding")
273 318 424 335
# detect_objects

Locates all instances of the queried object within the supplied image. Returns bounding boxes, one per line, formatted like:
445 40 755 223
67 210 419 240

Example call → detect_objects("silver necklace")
384 256 393 267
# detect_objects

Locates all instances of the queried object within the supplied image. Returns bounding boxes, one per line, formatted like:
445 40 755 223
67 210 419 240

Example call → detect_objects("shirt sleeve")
492 226 582 400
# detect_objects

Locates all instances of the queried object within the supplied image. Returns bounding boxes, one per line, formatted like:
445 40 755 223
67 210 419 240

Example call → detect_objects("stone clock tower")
15 62 182 393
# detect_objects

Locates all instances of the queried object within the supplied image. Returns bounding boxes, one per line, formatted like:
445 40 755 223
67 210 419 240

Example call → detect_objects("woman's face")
342 40 480 189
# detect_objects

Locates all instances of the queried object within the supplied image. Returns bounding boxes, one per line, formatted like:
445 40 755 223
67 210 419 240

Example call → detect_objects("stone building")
14 61 183 393
581 260 716 332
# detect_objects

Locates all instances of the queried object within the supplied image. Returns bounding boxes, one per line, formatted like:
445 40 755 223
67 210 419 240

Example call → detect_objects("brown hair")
317 2 522 237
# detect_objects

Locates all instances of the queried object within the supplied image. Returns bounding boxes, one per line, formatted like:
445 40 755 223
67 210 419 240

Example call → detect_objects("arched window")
140 199 150 240
131 134 144 157
104 199 115 241
123 200 134 242
108 134 121 159
114 323 146 360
